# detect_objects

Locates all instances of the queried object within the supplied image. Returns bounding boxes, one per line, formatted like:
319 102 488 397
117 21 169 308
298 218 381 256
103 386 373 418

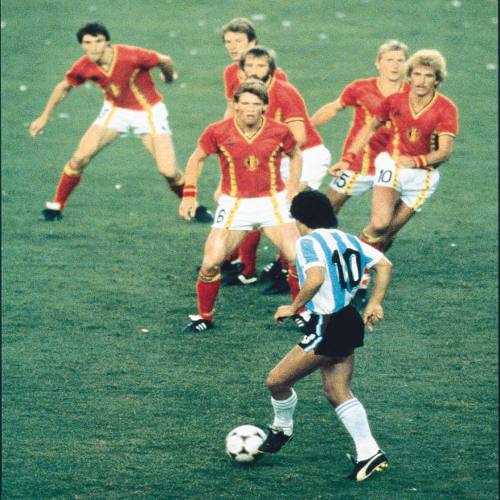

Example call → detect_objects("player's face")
409 65 438 97
376 50 406 82
243 56 271 81
224 31 255 62
234 92 266 126
81 34 109 62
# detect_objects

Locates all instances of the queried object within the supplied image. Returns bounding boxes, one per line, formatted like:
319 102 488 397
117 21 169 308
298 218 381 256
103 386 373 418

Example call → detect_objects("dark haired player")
258 190 392 482
30 22 212 222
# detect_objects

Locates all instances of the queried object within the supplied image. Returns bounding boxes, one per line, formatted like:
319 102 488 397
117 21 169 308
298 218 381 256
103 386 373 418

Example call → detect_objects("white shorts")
212 191 294 230
329 170 374 196
280 144 331 190
374 152 440 212
93 101 172 135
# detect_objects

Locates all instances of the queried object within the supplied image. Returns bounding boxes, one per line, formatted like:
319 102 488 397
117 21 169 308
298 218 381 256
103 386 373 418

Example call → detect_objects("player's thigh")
202 228 247 268
263 222 299 264
73 124 119 161
268 345 329 389
144 133 178 174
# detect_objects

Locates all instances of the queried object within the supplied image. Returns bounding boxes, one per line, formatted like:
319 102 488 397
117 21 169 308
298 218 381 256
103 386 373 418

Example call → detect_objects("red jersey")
340 78 410 175
224 63 288 100
376 89 459 158
199 117 297 198
65 44 163 110
266 77 323 151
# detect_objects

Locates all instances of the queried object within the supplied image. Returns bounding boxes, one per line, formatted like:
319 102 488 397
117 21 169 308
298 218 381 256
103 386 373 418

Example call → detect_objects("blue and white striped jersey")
296 228 386 314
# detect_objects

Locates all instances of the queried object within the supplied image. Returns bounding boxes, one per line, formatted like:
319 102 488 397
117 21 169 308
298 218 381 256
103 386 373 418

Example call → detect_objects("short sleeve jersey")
339 78 410 175
198 117 297 198
296 228 385 314
65 44 163 110
375 89 459 157
224 63 288 100
266 77 323 151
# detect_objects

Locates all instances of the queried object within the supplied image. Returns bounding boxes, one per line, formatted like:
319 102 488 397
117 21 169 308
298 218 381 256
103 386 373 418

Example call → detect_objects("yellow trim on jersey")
358 103 373 176
224 198 241 229
95 45 117 78
409 91 438 120
102 104 117 128
268 144 282 196
233 117 266 144
411 170 432 211
219 145 237 197
270 194 284 224
129 68 157 133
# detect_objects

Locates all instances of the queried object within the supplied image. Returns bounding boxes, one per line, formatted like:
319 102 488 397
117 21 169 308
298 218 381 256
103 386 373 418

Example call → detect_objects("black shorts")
297 305 365 357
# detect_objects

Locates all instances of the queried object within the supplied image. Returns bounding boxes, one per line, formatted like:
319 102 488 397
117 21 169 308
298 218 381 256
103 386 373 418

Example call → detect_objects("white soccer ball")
225 425 266 464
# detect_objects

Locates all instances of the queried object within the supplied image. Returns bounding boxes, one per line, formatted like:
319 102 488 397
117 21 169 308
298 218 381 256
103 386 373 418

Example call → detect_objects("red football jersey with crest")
224 63 288 100
265 77 323 152
375 89 459 157
340 78 410 175
198 117 297 198
65 44 163 110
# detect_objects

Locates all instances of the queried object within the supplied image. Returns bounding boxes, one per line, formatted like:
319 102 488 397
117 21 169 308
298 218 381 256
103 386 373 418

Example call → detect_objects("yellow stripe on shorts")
411 170 432 211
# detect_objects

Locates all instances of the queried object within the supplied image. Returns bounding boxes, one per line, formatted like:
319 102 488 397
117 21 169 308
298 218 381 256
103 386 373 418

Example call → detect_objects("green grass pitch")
2 0 498 498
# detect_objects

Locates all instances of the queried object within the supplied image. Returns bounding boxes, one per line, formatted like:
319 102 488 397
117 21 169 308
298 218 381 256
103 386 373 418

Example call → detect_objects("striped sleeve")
297 236 326 271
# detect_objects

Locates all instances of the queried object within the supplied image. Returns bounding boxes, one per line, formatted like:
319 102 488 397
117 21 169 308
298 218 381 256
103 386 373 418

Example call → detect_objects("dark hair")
233 79 269 104
290 190 338 229
239 46 277 76
222 17 257 43
76 22 110 43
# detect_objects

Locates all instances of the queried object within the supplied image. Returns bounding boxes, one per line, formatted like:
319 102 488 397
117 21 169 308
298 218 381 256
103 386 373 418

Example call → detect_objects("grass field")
2 0 498 498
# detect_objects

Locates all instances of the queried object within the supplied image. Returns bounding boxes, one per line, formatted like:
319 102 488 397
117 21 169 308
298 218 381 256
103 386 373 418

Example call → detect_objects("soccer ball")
225 425 266 464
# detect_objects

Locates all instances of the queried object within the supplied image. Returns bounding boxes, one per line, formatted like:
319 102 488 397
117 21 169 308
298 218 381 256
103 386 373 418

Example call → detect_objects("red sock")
196 269 221 321
287 265 300 301
169 181 184 198
227 247 240 263
54 163 82 209
278 254 289 271
239 230 261 277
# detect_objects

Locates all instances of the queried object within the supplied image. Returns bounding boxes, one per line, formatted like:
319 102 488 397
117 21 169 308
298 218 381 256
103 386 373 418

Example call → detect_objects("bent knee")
266 370 289 393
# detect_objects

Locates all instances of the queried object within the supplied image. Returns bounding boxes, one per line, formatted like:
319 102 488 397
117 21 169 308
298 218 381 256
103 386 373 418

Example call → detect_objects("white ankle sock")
271 389 297 436
335 398 379 461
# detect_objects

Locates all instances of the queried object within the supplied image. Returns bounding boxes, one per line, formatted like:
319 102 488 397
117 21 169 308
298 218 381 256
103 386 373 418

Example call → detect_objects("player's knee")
70 155 90 171
266 369 289 395
200 263 221 276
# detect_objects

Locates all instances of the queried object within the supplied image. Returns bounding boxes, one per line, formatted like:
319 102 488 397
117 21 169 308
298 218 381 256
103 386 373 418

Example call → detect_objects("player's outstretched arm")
274 266 325 322
29 80 72 137
363 257 392 332
285 146 302 203
179 146 208 221
157 54 178 83
311 98 344 128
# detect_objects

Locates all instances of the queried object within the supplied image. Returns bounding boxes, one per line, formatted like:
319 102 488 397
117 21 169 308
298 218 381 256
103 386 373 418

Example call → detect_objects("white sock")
271 389 297 436
335 398 379 461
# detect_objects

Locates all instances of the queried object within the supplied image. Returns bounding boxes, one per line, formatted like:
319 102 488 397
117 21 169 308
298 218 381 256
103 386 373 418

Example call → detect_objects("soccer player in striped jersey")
330 49 458 253
258 190 392 482
30 22 212 223
312 40 409 213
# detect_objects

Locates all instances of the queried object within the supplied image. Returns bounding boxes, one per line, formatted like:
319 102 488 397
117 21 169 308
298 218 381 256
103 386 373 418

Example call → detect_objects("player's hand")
29 116 48 137
274 305 295 323
328 160 349 178
179 198 196 221
159 70 178 84
363 302 384 332
396 155 416 168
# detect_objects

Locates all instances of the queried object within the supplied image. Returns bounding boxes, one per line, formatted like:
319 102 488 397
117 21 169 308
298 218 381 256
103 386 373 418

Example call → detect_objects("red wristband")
182 184 197 198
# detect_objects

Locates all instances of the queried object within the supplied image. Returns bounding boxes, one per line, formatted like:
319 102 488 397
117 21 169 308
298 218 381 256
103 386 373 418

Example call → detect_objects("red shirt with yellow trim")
265 77 323 151
65 44 163 110
199 116 297 198
224 63 288 100
340 78 410 175
376 89 459 158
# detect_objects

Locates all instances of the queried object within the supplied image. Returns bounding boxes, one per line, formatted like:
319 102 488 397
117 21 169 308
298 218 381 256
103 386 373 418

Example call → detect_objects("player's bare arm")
158 54 178 83
329 117 383 177
285 146 302 203
274 266 325 321
179 146 208 221
363 257 392 332
286 120 307 148
311 98 344 128
397 134 455 169
29 80 72 137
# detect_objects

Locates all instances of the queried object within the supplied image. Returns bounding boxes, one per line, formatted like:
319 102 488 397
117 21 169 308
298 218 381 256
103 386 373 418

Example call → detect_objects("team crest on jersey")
244 155 260 171
108 84 121 97
407 127 421 143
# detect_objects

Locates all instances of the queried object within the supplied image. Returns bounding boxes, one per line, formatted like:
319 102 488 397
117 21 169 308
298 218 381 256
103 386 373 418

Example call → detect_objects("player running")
179 80 303 332
257 190 392 482
330 49 459 253
30 22 212 222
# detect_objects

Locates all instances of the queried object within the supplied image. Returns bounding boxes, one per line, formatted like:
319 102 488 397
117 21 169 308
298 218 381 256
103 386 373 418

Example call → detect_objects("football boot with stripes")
194 205 214 223
347 450 389 481
182 314 214 332
259 259 283 283
39 202 62 221
258 425 293 454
